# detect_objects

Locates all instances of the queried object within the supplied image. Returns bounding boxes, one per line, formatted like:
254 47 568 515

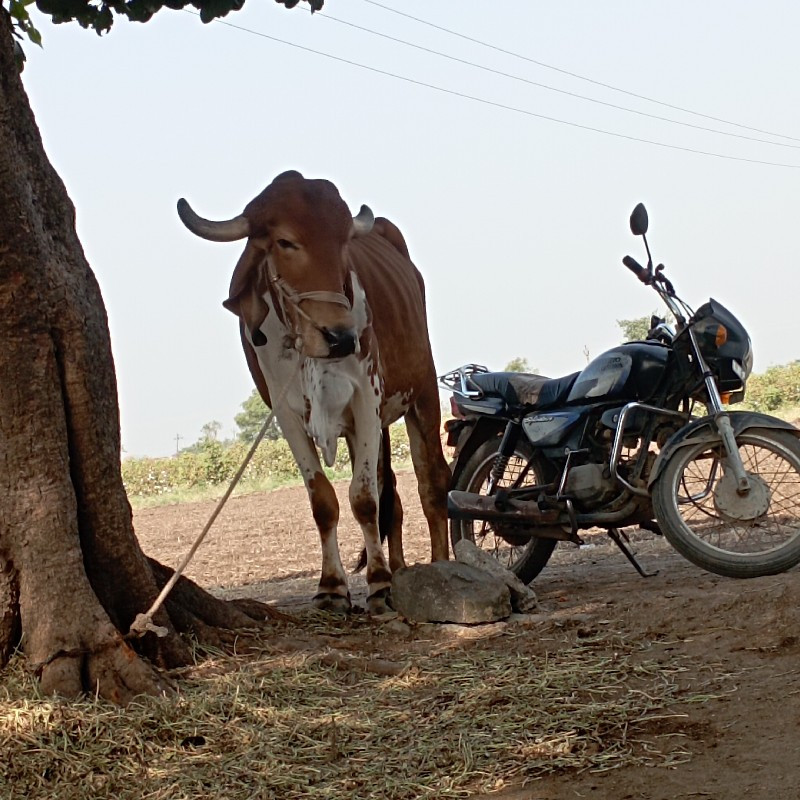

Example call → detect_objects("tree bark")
0 13 271 702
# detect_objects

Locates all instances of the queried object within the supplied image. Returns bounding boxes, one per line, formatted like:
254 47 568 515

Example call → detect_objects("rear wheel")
450 437 557 584
652 429 800 577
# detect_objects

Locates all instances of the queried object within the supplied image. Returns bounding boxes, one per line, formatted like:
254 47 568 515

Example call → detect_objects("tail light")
449 396 464 419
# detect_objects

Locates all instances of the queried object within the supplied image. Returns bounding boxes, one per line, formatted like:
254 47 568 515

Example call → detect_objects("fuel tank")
566 341 671 404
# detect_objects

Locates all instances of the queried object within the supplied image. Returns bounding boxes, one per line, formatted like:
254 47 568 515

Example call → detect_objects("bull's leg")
405 392 451 562
348 426 394 615
386 469 405 573
278 414 351 613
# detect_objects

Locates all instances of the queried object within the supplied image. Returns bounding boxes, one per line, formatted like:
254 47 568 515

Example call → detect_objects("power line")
195 12 799 169
318 9 800 151
361 0 800 144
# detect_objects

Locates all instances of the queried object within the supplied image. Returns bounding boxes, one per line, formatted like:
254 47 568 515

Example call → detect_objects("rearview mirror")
630 203 649 236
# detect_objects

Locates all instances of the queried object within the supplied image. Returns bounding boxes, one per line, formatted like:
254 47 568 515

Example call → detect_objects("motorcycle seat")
468 371 580 410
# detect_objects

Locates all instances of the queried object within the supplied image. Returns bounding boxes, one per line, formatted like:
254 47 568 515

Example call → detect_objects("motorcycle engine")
563 464 617 505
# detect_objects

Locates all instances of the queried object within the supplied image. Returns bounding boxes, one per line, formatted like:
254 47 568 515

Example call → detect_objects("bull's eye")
276 238 297 250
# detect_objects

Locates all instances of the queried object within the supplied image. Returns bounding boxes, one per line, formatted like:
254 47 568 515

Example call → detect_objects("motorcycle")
440 203 800 583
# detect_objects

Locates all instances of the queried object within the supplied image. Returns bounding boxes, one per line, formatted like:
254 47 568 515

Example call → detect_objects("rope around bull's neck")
127 360 301 639
266 253 352 334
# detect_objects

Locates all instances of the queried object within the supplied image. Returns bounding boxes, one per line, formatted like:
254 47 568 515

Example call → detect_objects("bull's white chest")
301 356 379 466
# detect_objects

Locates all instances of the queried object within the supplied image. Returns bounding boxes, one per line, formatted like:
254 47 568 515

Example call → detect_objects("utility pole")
175 433 183 455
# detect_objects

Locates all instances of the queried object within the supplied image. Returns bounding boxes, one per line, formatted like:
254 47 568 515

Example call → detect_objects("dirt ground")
134 472 800 800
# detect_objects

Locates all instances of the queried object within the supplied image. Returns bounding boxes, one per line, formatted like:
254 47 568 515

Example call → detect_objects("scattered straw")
0 621 733 800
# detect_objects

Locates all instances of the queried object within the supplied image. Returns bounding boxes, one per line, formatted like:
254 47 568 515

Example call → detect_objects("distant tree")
617 315 652 343
504 357 537 373
200 420 223 443
175 420 227 454
235 389 283 442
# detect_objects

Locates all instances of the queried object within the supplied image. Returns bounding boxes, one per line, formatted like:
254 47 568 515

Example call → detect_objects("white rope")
128 365 300 639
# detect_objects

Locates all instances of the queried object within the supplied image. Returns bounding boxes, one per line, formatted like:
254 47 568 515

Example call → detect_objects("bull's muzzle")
321 326 357 359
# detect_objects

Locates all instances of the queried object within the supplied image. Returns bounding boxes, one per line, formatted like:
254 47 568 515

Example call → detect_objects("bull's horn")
352 204 375 237
177 198 250 242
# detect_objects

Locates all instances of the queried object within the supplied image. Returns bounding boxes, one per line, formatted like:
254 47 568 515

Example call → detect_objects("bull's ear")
224 285 269 346
223 242 260 315
222 243 269 345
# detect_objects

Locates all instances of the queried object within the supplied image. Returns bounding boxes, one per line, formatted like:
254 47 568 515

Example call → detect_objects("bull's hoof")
312 592 352 614
366 586 394 616
312 593 352 614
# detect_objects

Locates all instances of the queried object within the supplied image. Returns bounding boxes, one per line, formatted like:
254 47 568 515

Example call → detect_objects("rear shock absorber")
488 420 522 492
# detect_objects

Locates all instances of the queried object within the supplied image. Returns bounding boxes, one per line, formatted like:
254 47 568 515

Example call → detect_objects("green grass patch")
123 427 413 509
128 468 353 510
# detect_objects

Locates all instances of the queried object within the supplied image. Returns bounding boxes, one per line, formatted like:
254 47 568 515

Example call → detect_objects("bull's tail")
378 426 397 547
352 427 395 573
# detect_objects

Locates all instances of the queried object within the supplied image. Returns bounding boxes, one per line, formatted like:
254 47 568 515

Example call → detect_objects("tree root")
147 557 292 629
36 625 172 704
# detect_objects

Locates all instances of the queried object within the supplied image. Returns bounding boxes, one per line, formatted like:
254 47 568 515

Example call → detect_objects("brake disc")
713 472 770 521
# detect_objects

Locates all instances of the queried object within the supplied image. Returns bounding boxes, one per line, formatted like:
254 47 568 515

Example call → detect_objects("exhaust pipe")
447 490 576 542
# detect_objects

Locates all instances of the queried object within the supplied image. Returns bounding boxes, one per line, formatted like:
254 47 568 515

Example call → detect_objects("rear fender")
449 416 508 487
648 411 800 487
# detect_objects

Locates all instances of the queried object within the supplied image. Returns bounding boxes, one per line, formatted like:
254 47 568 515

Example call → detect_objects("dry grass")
0 614 732 800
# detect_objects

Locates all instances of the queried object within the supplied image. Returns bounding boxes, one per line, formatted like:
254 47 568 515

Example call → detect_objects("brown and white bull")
177 171 450 614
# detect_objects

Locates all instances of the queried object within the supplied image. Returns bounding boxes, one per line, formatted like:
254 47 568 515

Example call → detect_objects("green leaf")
10 1 29 21
7 0 42 46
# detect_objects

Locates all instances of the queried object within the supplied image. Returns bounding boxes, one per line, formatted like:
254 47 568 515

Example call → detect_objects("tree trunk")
0 14 270 703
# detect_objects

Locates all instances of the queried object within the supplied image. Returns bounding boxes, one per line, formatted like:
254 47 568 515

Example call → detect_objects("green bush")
122 424 413 499
743 362 800 413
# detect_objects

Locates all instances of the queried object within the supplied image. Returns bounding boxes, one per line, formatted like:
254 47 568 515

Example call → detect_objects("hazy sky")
21 1 799 457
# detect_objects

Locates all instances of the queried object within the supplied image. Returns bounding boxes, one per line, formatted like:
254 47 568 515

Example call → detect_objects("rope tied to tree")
127 360 301 640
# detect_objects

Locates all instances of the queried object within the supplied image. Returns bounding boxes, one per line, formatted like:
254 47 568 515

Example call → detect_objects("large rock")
454 539 539 613
391 561 512 624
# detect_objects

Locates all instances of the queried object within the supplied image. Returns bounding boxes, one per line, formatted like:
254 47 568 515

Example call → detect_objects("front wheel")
652 429 800 578
450 437 557 584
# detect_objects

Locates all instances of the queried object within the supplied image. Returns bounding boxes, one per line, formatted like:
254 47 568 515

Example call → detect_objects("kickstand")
607 527 658 578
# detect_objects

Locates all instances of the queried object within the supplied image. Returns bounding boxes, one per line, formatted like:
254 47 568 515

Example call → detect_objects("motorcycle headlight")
695 318 728 350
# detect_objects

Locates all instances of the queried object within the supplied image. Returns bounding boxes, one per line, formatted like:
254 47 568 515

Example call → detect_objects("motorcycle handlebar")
622 255 649 282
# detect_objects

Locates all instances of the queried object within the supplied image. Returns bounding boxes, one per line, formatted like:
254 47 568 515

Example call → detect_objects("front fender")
648 411 800 487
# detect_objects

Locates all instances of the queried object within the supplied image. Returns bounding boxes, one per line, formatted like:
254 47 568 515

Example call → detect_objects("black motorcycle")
440 203 800 582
